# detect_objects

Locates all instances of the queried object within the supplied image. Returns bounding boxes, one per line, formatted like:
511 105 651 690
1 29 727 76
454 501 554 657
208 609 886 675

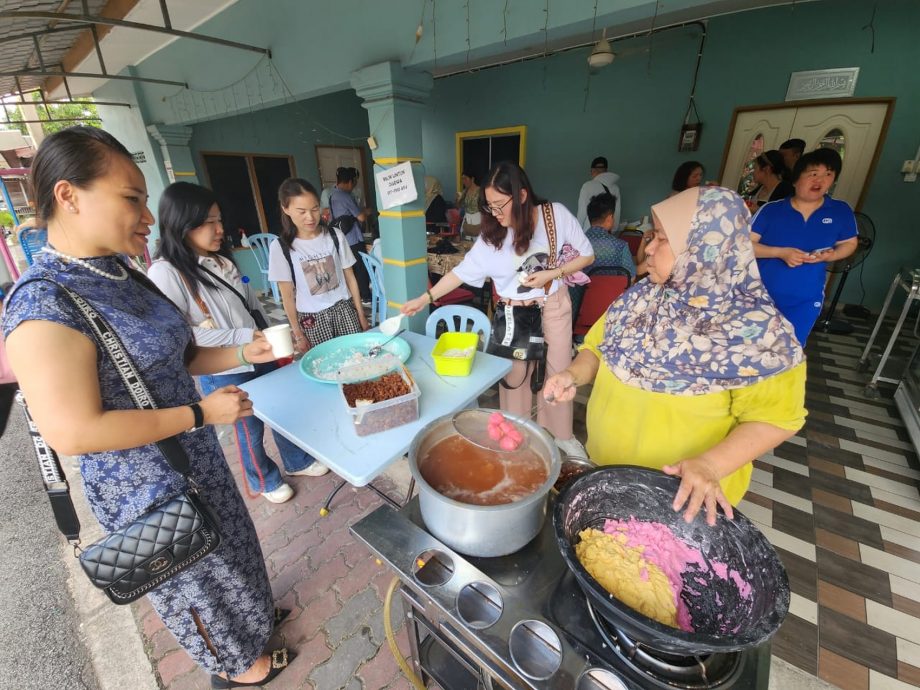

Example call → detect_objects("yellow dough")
575 528 678 628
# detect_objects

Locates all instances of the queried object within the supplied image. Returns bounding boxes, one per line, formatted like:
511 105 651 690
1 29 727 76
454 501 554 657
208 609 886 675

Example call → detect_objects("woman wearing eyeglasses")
402 161 595 459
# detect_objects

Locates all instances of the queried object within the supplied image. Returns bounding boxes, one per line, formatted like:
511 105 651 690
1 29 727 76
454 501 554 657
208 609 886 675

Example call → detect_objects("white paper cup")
263 324 294 358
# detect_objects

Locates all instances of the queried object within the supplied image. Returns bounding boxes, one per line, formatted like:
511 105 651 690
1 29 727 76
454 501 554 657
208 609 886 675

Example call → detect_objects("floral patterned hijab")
597 186 803 395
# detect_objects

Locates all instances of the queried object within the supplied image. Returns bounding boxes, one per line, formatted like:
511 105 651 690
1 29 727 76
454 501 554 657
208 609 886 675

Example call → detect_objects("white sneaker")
288 462 330 477
262 483 294 503
555 436 588 460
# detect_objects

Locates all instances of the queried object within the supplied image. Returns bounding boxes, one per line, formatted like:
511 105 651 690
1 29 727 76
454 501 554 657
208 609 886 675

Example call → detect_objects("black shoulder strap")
280 242 297 286
600 183 611 195
17 278 192 476
19 392 80 541
17 278 195 543
327 226 340 254
198 264 250 311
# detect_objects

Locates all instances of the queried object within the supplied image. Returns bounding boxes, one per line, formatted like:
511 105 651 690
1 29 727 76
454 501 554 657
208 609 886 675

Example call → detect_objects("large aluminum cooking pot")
409 409 561 557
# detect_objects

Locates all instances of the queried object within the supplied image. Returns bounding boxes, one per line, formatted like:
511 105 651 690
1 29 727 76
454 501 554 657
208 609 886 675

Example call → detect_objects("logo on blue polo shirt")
822 218 833 224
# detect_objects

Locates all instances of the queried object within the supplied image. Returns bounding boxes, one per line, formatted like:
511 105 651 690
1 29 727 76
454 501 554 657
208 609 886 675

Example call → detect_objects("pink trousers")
498 288 575 441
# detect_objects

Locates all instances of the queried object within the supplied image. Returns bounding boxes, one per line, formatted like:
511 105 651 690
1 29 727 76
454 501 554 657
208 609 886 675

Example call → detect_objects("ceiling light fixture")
588 29 615 69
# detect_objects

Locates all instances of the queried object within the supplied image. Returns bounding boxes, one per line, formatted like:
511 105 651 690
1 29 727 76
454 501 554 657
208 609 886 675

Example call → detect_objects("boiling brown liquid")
420 434 549 506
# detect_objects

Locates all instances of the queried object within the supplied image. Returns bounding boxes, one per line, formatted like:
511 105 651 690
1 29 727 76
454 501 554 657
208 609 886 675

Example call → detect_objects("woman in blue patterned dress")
2 127 295 687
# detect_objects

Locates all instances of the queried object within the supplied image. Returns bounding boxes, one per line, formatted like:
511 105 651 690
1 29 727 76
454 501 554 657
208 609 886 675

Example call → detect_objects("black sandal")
273 607 291 629
210 649 296 689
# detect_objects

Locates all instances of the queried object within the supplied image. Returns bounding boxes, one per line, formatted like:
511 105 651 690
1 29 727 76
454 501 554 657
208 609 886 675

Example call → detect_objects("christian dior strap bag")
22 279 221 604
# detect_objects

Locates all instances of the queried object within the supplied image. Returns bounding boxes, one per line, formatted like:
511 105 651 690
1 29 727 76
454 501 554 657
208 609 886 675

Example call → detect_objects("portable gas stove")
351 499 771 690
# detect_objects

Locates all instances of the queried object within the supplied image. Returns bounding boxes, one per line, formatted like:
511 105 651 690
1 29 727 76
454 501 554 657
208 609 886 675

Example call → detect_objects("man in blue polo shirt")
329 167 372 303
751 150 857 345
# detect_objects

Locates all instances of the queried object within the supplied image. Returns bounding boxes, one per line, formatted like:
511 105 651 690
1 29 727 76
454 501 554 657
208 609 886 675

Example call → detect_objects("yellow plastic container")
431 332 479 377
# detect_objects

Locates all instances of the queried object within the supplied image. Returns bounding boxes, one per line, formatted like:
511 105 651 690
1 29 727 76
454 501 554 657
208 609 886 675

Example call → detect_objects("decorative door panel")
721 108 796 194
788 102 890 208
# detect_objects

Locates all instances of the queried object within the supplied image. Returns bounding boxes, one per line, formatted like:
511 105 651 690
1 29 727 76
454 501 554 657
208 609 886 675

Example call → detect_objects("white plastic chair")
246 233 279 302
425 305 491 351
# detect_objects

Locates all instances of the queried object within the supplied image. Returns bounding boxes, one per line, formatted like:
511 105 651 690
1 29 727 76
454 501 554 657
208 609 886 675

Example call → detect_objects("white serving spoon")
379 313 405 337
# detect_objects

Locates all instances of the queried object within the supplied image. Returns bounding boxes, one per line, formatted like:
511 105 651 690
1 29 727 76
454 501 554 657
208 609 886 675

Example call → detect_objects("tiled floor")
738 318 920 690
152 293 920 690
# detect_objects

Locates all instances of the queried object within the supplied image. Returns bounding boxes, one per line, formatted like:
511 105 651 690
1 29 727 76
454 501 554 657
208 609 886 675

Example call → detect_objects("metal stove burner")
586 598 742 689
352 500 771 690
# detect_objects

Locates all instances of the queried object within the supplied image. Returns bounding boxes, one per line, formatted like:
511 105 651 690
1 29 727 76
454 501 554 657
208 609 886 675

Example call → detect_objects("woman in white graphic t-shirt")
268 178 368 354
402 162 594 460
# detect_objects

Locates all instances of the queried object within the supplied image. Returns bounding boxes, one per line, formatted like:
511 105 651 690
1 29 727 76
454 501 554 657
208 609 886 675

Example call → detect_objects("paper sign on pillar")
375 161 418 210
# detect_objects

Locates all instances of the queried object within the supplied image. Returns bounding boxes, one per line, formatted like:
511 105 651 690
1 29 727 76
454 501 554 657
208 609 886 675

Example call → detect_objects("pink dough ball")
508 429 524 444
499 421 515 435
489 412 505 425
487 425 503 441
499 435 519 451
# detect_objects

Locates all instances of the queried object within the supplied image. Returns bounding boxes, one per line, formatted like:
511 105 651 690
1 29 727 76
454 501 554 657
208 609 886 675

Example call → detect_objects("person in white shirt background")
575 156 622 232
148 182 328 505
402 161 594 459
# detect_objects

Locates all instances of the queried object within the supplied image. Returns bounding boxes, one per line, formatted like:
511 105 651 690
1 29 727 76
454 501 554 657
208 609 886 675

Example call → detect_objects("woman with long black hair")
402 161 594 459
268 177 368 354
148 182 328 504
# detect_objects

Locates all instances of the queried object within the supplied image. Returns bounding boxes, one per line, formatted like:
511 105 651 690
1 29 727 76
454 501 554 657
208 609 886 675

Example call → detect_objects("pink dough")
603 518 753 632
499 435 519 451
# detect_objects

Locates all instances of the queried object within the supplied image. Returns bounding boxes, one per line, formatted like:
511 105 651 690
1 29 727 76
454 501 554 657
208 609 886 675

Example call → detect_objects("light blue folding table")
239 330 512 511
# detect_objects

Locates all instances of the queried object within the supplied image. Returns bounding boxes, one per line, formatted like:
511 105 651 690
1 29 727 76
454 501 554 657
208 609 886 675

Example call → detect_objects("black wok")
553 466 789 655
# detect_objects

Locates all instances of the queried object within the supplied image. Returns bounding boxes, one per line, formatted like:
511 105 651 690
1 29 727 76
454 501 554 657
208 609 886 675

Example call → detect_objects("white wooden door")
721 101 891 210
788 102 889 208
721 108 797 194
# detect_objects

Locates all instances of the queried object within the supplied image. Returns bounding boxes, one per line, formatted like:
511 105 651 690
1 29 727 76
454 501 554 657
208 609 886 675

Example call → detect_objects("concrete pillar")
20 103 45 148
351 61 433 334
146 124 199 185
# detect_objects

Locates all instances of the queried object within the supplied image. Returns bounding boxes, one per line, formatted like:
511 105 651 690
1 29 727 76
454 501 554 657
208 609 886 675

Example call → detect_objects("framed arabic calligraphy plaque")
786 68 859 101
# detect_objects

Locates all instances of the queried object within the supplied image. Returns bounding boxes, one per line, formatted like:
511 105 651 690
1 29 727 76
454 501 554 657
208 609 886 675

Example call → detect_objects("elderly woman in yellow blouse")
544 186 806 525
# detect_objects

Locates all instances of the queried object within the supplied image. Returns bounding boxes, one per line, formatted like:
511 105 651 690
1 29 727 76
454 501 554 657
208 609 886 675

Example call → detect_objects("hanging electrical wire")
583 0 600 112
266 60 370 145
465 0 472 70
683 23 706 125
541 0 550 89
432 0 438 68
862 3 878 54
406 0 428 64
646 0 661 74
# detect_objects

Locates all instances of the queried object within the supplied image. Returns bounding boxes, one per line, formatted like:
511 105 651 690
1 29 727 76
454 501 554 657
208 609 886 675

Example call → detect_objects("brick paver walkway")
132 434 413 690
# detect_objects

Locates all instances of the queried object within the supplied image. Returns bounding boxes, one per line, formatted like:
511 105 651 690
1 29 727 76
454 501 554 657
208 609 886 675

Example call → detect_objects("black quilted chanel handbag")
21 280 221 605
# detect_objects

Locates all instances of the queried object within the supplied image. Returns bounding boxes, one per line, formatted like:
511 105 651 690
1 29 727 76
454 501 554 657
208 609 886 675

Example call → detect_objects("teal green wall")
698 0 920 308
421 26 702 214
421 0 920 308
116 0 662 127
98 0 920 307
188 90 374 206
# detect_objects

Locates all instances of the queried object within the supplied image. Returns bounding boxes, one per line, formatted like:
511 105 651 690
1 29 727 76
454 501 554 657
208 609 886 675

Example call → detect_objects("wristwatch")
188 402 205 432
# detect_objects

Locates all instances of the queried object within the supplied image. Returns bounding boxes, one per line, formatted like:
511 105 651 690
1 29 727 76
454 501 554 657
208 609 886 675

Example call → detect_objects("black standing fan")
818 212 875 334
